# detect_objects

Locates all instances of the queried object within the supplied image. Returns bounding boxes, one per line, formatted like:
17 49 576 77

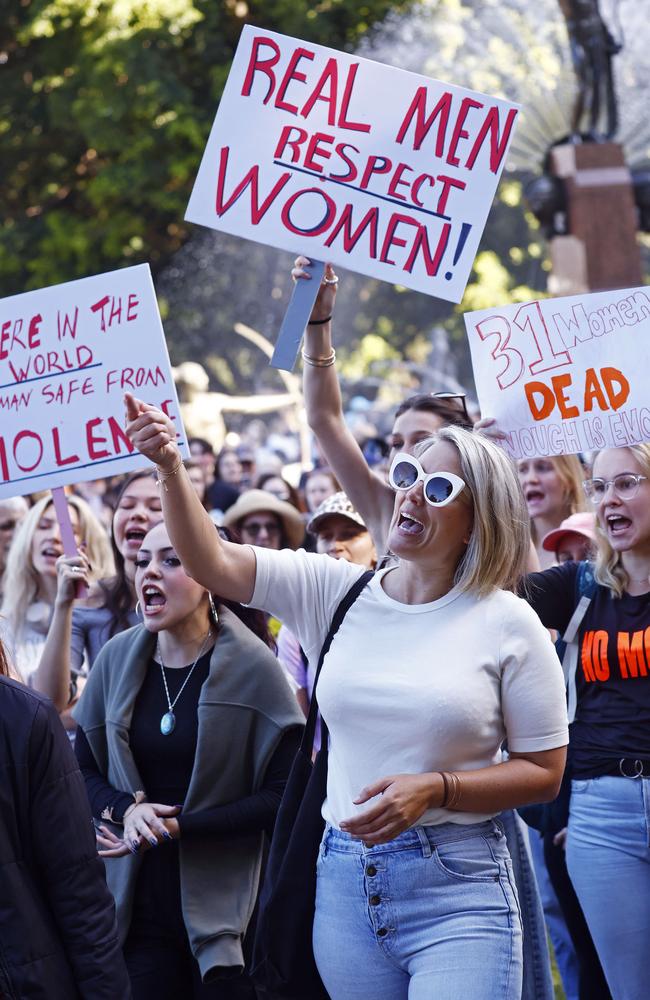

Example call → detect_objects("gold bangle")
156 456 183 492
301 348 336 368
446 772 462 810
439 771 451 808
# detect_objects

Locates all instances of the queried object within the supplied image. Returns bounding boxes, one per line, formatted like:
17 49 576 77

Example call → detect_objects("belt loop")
414 826 432 858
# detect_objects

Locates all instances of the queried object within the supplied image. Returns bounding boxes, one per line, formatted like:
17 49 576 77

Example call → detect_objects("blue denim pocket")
433 835 501 882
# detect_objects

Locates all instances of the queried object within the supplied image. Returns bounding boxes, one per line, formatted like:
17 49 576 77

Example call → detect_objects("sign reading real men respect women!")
465 287 650 459
0 264 187 499
186 26 519 304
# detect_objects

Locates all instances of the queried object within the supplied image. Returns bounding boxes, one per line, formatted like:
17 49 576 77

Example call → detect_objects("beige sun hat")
222 489 305 549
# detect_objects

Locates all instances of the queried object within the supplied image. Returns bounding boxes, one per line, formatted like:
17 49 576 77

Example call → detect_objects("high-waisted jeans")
567 776 650 1000
313 820 523 1000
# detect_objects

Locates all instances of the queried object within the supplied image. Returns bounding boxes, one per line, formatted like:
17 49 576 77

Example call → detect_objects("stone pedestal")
548 142 642 295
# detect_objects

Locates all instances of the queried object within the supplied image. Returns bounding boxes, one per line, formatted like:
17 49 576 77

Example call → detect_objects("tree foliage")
3 0 646 409
0 0 415 292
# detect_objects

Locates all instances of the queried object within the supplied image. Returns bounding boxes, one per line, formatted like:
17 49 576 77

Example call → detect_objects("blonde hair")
592 443 650 597
522 454 587 546
415 427 530 596
0 495 114 641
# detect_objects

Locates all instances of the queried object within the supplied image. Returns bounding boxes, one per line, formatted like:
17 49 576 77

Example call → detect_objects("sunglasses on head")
388 453 466 507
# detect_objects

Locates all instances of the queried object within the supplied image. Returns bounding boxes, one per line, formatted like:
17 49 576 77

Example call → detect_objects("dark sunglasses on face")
388 453 466 507
241 520 282 537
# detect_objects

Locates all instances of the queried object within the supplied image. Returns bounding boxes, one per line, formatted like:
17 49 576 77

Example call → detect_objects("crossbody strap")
301 570 374 755
561 561 597 724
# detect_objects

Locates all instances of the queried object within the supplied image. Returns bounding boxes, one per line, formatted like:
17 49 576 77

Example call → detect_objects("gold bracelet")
446 771 463 810
156 455 184 492
301 348 336 368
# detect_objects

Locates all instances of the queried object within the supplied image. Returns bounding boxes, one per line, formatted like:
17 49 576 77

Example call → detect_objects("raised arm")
297 257 394 546
124 393 256 604
32 552 91 712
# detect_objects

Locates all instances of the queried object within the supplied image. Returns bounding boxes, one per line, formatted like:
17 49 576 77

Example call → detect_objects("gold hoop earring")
208 594 219 626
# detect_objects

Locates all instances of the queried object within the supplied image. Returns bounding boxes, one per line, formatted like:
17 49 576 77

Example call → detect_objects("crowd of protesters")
0 263 648 1000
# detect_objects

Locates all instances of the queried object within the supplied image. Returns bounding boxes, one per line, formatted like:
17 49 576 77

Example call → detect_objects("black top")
75 650 301 837
526 561 650 777
206 479 240 513
0 677 129 1000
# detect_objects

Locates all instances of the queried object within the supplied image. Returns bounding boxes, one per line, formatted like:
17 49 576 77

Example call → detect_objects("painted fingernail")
131 840 139 851
163 831 172 841
149 837 158 846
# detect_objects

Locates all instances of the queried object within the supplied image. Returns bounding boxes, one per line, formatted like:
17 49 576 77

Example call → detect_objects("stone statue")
172 361 300 452
558 0 622 141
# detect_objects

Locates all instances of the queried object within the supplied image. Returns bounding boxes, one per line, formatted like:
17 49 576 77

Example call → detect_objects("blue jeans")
567 776 650 1000
313 820 523 1000
499 809 554 1000
528 826 579 1000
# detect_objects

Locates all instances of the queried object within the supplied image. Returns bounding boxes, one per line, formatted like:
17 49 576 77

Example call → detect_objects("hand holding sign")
54 549 92 607
291 257 339 322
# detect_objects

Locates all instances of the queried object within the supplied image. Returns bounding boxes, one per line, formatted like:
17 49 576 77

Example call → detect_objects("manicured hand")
339 773 442 846
292 255 338 322
123 802 181 851
124 393 180 472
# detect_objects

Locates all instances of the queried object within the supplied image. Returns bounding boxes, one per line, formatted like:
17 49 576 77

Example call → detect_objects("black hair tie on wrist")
307 315 332 325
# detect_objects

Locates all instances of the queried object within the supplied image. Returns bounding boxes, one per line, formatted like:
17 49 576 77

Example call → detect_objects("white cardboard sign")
465 287 650 458
186 25 519 304
0 263 188 498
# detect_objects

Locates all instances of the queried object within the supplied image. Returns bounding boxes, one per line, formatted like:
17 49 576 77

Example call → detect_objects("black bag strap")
301 570 374 755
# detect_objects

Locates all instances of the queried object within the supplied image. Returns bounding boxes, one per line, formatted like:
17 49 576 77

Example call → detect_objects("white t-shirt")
251 547 568 828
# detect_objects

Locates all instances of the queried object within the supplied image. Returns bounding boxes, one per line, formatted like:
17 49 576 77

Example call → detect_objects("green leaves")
1 0 414 293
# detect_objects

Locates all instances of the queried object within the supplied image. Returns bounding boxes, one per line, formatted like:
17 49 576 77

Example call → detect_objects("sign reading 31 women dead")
465 287 650 458
0 264 187 499
186 26 519 304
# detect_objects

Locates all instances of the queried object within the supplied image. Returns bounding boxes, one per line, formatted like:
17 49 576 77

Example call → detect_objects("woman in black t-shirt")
526 443 650 1000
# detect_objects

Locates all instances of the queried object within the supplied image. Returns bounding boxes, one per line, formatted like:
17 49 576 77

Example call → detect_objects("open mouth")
525 489 545 504
124 528 147 549
41 545 62 559
142 584 166 614
397 511 424 536
606 514 632 536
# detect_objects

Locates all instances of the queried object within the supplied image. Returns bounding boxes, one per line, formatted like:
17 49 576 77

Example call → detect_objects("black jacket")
0 677 131 999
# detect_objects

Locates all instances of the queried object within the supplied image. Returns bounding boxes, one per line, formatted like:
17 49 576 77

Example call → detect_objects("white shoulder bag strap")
561 595 593 724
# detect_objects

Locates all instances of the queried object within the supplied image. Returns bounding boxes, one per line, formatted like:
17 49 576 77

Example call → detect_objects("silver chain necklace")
157 629 212 736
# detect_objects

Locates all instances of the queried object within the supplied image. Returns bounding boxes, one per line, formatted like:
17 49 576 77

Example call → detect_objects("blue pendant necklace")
157 629 212 736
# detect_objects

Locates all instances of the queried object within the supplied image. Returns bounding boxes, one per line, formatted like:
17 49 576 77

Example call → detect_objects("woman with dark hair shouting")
73 518 303 998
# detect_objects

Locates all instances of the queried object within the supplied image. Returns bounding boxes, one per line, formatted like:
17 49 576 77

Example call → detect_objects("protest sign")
465 287 650 458
186 25 519 305
0 263 187 500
